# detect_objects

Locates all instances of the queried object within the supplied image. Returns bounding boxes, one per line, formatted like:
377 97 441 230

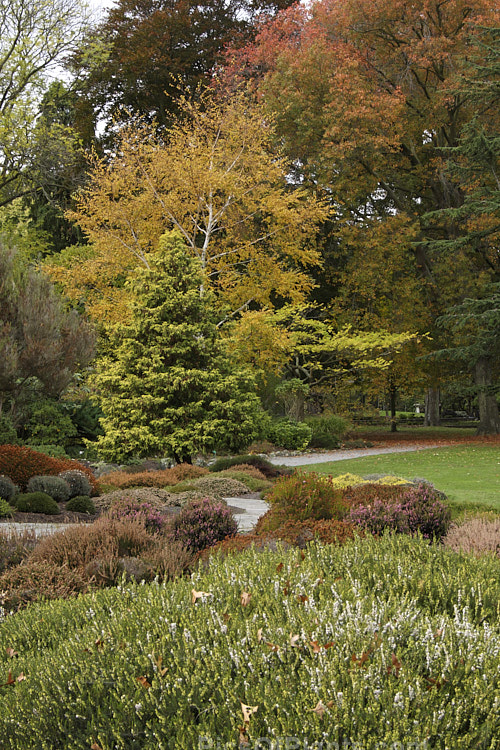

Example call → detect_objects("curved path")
266 443 445 467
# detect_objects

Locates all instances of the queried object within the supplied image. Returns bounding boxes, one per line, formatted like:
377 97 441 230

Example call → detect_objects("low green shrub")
14 492 61 515
65 495 96 514
266 418 312 450
216 469 272 492
26 475 70 502
58 470 92 498
0 535 498 748
0 497 14 517
0 475 18 502
305 412 350 449
265 471 348 523
210 454 282 477
167 496 237 552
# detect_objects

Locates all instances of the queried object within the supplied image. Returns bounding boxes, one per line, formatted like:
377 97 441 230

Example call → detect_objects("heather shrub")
0 497 14 518
192 475 250 497
343 482 417 508
14 492 61 515
444 516 500 558
0 444 98 493
0 475 18 502
216 469 272 492
94 487 180 513
225 464 267 480
0 560 91 612
265 472 348 523
209 454 291 478
167 497 237 553
0 528 38 574
106 499 168 532
305 413 350 449
27 475 70 502
98 463 208 491
58 469 92 498
266 418 312 450
65 495 96 514
348 483 451 540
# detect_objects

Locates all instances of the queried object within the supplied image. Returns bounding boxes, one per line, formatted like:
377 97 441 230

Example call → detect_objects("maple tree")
46 88 326 325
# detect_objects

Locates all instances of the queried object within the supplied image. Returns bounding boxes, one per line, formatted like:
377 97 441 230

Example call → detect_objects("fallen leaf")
266 642 280 652
90 743 103 750
309 640 321 653
311 700 327 718
222 613 231 623
290 634 300 648
16 673 25 682
276 562 284 572
241 702 258 723
94 638 104 650
191 589 211 604
387 653 401 677
136 676 151 689
297 595 309 604
240 591 252 607
257 628 263 642
238 726 250 747
6 648 18 658
324 641 335 649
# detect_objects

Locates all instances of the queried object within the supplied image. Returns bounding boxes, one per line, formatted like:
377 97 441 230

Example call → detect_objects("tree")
46 88 327 325
92 232 265 463
0 238 96 428
431 284 500 434
0 0 90 207
229 0 500 426
70 0 296 135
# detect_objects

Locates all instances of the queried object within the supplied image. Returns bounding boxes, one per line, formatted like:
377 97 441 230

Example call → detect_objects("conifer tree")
92 232 264 462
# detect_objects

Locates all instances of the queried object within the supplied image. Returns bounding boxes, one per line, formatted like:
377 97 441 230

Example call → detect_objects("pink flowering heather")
348 483 451 540
167 497 237 552
107 499 167 533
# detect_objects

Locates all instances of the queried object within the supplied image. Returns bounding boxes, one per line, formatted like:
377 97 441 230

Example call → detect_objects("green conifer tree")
92 231 264 462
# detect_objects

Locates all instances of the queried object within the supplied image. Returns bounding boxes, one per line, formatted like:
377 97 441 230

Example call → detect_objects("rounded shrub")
27 475 70 502
305 413 350 449
58 470 92 498
0 497 14 518
15 492 61 515
106 499 168 533
0 475 18 502
267 418 312 450
265 472 348 523
167 497 237 553
65 495 96 514
0 444 98 494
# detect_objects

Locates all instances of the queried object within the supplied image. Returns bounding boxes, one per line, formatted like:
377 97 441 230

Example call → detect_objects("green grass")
298 445 500 512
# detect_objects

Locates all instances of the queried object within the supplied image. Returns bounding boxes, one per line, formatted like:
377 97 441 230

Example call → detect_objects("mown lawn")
298 445 500 511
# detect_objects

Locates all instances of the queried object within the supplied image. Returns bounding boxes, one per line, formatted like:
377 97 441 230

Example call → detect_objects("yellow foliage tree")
46 89 327 325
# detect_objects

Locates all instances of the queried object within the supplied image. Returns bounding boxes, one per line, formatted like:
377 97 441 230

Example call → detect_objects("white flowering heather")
0 534 498 749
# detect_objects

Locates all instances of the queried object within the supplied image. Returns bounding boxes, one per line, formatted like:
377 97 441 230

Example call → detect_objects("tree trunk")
475 357 500 434
424 387 440 426
389 384 397 432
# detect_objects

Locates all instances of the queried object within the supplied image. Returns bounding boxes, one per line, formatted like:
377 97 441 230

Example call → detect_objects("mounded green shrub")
65 495 96 514
14 492 61 515
0 475 18 502
210 454 284 477
305 412 350 449
267 418 312 450
26 475 70 502
0 497 14 518
0 535 498 748
58 470 92 498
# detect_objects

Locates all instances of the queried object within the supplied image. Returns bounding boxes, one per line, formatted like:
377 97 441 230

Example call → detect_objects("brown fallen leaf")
290 634 300 648
266 642 280 652
276 562 284 572
238 726 250 747
90 743 103 750
297 595 309 604
241 702 258 723
240 591 252 607
257 628 263 642
311 700 326 718
16 672 26 682
6 648 18 658
191 589 211 604
309 640 322 654
136 675 151 689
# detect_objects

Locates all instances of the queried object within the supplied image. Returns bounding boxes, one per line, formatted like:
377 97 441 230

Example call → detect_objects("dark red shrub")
0 445 98 494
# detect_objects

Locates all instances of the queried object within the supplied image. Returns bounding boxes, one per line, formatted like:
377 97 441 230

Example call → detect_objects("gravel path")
267 443 445 467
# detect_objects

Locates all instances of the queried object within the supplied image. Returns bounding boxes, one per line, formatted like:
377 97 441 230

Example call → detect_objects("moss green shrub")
26 475 70 502
0 475 18 502
209 454 290 478
14 492 61 515
65 496 96 514
58 470 92 498
305 412 350 448
267 417 312 449
0 497 14 517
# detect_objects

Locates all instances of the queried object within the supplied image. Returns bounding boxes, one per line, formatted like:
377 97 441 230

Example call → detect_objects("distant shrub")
27 475 70 502
15 492 61 515
24 444 70 458
217 469 272 492
192 475 250 497
98 463 208 491
265 472 348 523
106 498 168 532
348 483 451 540
209 454 291 478
0 414 18 445
66 495 96 514
0 497 14 518
305 413 350 449
444 516 500 558
167 497 237 553
266 418 312 450
343 482 417 508
226 464 267 480
0 444 97 493
0 527 38 574
58 470 92 498
0 475 18 502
